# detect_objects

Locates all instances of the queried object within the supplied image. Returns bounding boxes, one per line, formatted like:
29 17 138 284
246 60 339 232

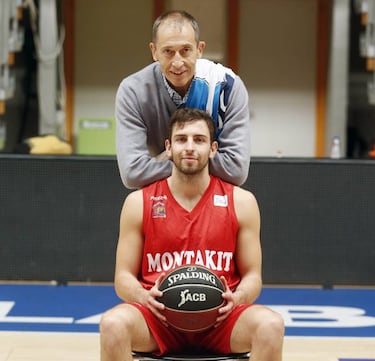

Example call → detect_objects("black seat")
133 352 250 361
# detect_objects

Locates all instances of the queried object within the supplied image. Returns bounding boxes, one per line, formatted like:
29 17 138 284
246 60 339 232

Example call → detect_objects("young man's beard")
171 153 210 176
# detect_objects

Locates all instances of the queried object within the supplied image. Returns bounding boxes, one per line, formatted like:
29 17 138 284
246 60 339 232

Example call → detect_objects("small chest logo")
152 202 166 218
213 194 228 207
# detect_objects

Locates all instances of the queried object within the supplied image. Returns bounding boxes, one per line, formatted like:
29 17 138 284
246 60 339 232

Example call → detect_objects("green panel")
76 118 115 155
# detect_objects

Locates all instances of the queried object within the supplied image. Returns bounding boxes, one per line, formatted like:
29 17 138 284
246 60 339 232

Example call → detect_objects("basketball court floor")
0 283 374 361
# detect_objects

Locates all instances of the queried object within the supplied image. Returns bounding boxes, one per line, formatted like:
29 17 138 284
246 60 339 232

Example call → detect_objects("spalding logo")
166 266 218 287
178 289 206 308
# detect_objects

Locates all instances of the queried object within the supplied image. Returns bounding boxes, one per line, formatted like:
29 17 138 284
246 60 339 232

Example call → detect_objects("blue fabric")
185 59 235 139
185 78 209 111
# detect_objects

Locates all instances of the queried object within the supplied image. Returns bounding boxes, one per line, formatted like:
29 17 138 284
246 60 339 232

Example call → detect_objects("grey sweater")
115 59 250 189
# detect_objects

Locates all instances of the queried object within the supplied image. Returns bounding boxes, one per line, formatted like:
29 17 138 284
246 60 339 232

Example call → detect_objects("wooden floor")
0 332 374 361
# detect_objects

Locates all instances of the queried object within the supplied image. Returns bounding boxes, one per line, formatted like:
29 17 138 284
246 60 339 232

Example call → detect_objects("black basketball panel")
158 284 224 311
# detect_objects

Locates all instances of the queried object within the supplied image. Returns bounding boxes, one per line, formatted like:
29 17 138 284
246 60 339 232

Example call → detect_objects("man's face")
166 120 217 176
150 22 205 96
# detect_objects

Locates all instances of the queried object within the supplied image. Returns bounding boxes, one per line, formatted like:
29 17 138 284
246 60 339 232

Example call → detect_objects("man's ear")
165 139 171 155
149 42 158 61
210 141 218 158
197 41 206 58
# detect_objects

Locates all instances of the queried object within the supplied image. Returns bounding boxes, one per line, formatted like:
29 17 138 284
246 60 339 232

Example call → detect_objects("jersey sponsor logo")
213 194 228 207
152 201 166 218
150 195 168 201
146 250 233 272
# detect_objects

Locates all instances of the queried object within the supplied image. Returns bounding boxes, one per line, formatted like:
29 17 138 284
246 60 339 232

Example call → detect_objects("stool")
133 352 250 361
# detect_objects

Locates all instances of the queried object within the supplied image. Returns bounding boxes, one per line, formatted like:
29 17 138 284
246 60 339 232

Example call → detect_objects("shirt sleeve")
209 76 251 186
115 79 173 189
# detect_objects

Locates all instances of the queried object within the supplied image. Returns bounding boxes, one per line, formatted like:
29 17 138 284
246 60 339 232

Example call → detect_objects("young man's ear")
165 139 171 154
210 141 218 158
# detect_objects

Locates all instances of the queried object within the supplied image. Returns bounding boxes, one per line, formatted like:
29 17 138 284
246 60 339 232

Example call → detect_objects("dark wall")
248 158 375 285
1 155 374 285
0 155 125 282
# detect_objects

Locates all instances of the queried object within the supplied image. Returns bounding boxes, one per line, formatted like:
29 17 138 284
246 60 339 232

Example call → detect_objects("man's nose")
185 138 195 151
172 52 184 68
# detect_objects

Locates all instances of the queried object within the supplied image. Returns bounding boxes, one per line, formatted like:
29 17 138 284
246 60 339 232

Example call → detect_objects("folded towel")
186 59 235 138
16 134 72 155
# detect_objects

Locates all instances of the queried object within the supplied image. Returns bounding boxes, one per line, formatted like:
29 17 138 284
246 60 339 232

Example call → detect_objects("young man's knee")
267 310 284 336
256 309 285 342
100 309 120 336
100 307 131 335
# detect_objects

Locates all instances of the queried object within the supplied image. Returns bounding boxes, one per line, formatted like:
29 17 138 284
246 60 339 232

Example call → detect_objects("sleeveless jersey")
140 176 240 291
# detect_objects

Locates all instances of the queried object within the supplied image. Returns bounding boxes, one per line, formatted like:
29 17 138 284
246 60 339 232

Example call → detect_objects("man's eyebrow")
173 132 208 136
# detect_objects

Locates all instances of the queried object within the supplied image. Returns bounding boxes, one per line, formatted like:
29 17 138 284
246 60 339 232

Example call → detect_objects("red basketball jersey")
140 176 241 291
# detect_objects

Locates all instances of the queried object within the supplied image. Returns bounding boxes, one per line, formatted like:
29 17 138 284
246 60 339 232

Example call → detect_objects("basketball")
157 265 225 332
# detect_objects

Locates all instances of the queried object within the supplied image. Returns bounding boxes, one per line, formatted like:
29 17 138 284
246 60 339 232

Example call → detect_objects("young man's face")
166 119 217 176
150 22 205 96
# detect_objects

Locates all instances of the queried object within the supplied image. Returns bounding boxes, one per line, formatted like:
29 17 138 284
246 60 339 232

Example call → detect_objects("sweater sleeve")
115 77 173 189
209 76 251 186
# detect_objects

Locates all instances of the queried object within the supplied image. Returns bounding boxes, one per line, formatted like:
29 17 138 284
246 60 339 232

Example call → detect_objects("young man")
116 10 251 189
100 108 284 361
